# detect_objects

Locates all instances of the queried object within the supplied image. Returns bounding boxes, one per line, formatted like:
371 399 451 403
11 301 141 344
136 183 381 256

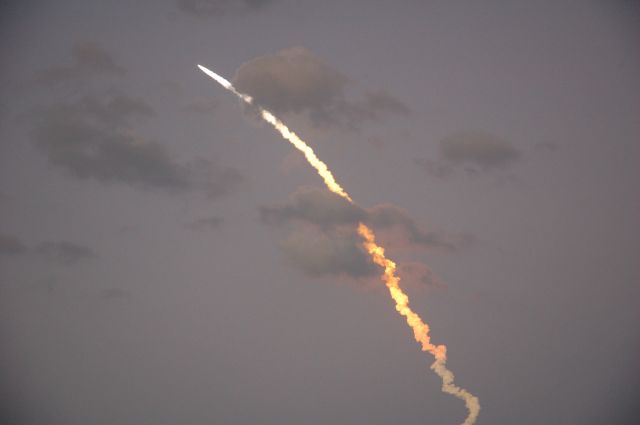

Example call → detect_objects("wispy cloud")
35 241 97 266
417 131 522 179
259 187 466 279
35 41 125 85
30 93 242 197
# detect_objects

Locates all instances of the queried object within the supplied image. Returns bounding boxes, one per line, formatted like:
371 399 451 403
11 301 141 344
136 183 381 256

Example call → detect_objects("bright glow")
198 64 479 424
197 64 232 89
198 65 253 103
259 109 352 202
358 223 480 425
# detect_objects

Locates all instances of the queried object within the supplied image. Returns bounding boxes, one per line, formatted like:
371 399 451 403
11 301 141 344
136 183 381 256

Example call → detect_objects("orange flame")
199 64 479 424
358 223 479 425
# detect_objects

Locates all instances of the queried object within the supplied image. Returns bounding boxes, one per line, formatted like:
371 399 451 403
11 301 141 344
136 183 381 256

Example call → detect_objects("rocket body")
197 64 253 104
197 64 232 89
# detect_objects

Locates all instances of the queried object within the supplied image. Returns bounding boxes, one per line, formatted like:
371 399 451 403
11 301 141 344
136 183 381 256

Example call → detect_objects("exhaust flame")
259 110 352 202
198 64 479 424
358 223 480 425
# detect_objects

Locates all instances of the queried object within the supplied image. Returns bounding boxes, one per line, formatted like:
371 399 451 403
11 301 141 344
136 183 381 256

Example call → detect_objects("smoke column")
198 64 480 424
358 224 479 425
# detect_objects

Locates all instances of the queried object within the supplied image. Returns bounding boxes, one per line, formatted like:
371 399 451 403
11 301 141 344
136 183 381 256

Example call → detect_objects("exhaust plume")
358 223 480 425
198 64 479 424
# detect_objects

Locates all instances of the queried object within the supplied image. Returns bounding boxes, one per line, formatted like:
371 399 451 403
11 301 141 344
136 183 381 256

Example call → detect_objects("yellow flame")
199 64 479 424
260 110 352 202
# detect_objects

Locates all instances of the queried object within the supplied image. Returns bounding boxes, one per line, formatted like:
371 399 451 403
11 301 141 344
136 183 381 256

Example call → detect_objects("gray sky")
1 1 639 424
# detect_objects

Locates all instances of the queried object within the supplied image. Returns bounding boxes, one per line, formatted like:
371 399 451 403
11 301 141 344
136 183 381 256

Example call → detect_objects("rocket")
197 64 253 104
196 60 479 424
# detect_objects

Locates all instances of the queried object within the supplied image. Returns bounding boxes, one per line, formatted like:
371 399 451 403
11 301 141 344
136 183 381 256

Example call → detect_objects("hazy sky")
1 1 639 424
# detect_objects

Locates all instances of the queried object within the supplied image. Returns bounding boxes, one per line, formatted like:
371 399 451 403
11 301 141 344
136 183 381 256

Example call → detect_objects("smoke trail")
198 64 479 424
197 65 351 201
358 223 480 425
259 110 352 202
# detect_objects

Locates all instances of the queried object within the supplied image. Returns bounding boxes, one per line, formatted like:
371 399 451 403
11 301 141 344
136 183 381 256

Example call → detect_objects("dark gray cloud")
31 94 242 197
258 187 462 279
357 89 410 119
440 131 520 169
35 41 125 85
0 234 27 257
187 158 244 199
259 186 365 227
417 131 521 179
235 47 347 116
367 204 459 251
35 241 96 266
177 0 274 16
260 187 458 251
260 188 376 278
185 216 224 231
234 47 409 129
280 226 378 279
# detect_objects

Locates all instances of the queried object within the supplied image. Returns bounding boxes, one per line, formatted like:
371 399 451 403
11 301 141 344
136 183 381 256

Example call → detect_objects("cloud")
0 235 96 266
367 204 458 251
177 0 274 16
416 131 521 179
259 188 375 278
187 158 244 199
259 186 365 227
35 241 96 266
260 187 458 251
234 47 347 116
259 187 463 279
440 131 520 169
280 226 378 279
35 41 125 85
356 89 411 119
233 47 408 129
185 216 224 231
31 94 242 197
0 234 27 257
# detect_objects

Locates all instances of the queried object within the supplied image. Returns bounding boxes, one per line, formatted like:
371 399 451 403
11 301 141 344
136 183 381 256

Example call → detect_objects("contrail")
197 65 352 202
197 64 480 424
358 224 480 425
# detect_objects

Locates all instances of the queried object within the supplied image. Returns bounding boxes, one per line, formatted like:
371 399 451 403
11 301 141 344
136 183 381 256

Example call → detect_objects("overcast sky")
1 1 639 424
